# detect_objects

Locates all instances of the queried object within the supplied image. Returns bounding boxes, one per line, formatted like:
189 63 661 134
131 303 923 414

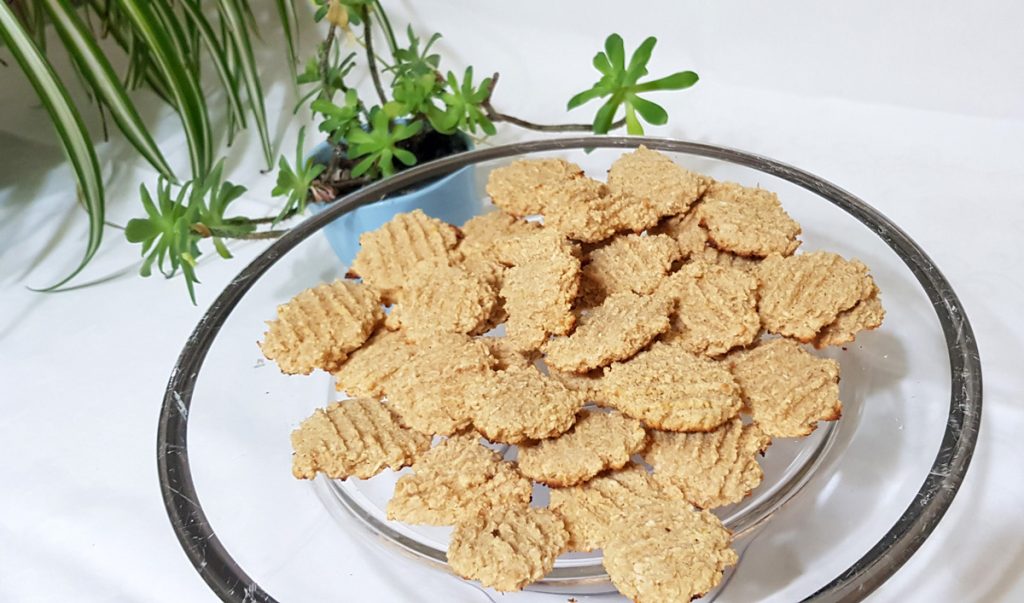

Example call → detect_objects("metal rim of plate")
157 137 982 603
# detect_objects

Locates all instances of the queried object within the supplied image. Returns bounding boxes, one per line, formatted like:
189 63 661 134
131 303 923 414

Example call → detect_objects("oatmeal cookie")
700 181 801 257
577 233 682 306
465 365 585 444
728 338 842 437
385 334 495 435
756 251 876 342
348 210 462 303
290 398 430 480
518 409 647 487
395 263 498 338
387 434 532 525
813 286 885 348
260 279 383 374
647 418 771 509
448 507 569 592
331 329 416 397
603 504 737 602
543 291 673 373
607 145 709 219
495 231 581 351
485 158 590 217
657 262 760 357
601 341 743 432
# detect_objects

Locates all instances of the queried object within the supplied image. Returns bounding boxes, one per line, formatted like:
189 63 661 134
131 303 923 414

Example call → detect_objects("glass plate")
157 137 981 602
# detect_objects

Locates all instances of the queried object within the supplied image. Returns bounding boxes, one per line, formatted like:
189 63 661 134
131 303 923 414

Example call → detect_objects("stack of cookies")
260 146 884 601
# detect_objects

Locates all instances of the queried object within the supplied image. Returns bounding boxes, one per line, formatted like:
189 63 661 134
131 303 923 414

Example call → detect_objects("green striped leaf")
41 0 176 182
274 0 299 80
117 0 212 177
0 2 104 289
179 0 247 132
218 0 273 168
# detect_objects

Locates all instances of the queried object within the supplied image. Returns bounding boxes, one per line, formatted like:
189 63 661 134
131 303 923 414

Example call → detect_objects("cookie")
459 209 542 261
495 230 581 351
813 286 885 348
518 409 647 487
395 263 499 338
577 233 682 306
543 291 673 373
290 398 430 480
332 329 416 397
448 506 569 592
485 158 589 217
650 206 708 259
603 504 737 602
385 333 495 435
260 279 383 374
465 365 585 444
549 368 606 403
480 336 536 371
756 251 876 342
657 262 760 357
647 418 771 509
607 145 709 219
699 181 801 257
543 189 660 243
548 464 679 551
349 210 462 303
388 434 532 525
601 341 743 432
728 338 841 437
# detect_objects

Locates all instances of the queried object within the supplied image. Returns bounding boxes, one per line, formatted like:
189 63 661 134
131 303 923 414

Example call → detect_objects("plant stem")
481 72 626 133
371 0 398 55
201 227 290 240
319 25 337 99
362 7 388 106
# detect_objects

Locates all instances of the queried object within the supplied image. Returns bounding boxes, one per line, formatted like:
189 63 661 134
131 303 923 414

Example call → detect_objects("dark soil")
310 126 470 203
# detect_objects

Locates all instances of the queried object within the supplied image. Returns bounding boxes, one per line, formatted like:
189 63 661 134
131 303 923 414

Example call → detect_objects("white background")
2 1 1023 601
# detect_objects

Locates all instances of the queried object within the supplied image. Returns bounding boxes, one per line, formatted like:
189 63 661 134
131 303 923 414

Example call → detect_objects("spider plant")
1 0 700 300
0 0 297 288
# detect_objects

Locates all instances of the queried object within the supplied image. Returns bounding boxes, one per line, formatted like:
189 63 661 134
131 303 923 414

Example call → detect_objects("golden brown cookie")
548 464 680 551
290 398 430 480
543 291 673 373
480 336 536 370
485 158 590 217
387 434 532 525
518 409 647 487
448 506 569 592
756 251 877 342
543 189 663 243
385 333 495 435
813 286 885 348
260 279 383 374
577 233 682 306
728 338 841 437
395 263 498 338
700 181 802 257
651 206 708 258
549 368 606 403
647 418 771 509
601 341 743 432
602 504 737 602
459 209 542 261
607 145 709 219
495 230 581 351
349 210 462 303
465 365 585 444
332 329 416 397
658 262 760 357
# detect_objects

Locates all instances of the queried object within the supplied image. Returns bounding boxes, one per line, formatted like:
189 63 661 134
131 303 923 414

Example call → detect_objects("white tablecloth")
2 1 1022 601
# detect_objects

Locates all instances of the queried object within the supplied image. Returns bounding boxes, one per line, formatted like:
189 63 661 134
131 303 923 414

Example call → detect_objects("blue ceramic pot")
307 140 482 266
